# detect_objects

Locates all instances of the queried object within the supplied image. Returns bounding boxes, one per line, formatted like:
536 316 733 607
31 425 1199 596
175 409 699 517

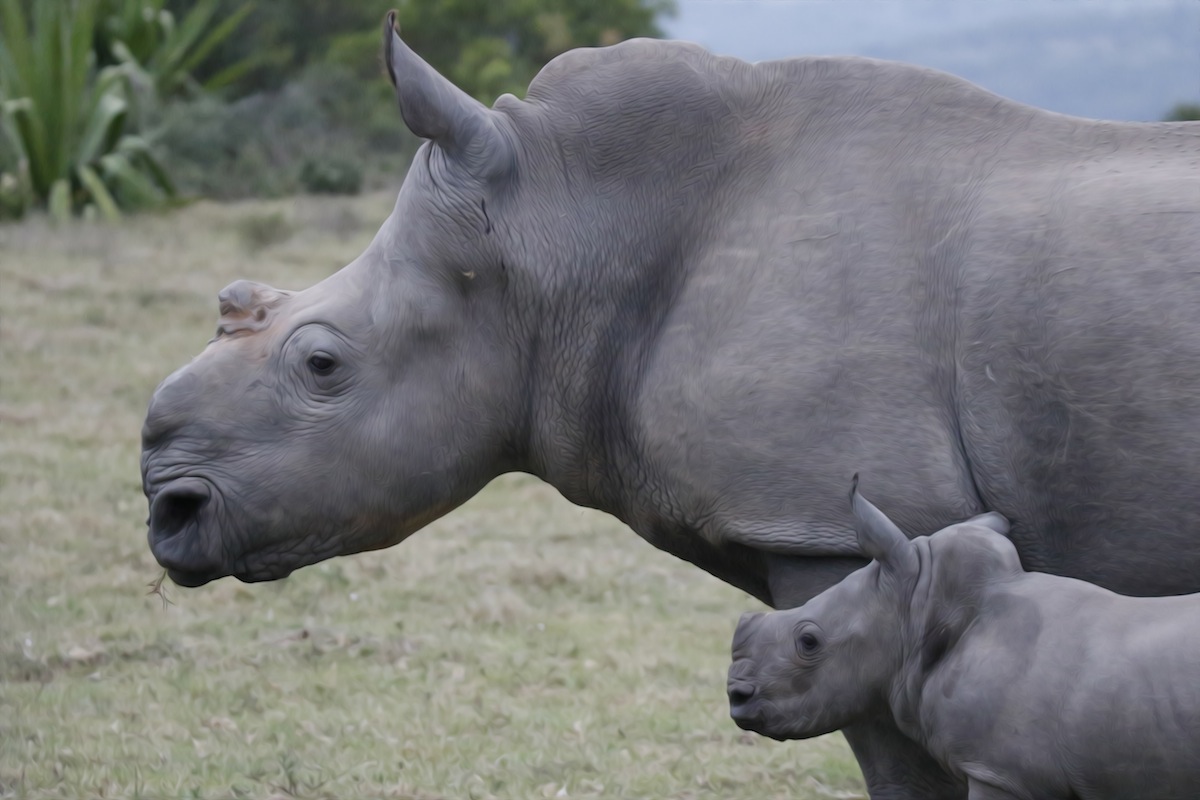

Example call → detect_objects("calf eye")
797 631 821 656
308 353 336 375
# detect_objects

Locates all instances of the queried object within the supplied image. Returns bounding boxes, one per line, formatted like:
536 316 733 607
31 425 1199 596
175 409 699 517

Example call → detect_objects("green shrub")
1165 102 1200 122
95 0 256 100
164 0 674 104
234 210 293 251
299 157 363 196
0 165 29 220
156 65 412 200
0 0 175 220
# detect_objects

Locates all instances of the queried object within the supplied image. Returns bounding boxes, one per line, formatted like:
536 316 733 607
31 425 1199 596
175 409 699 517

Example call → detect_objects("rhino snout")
148 478 223 587
142 368 201 449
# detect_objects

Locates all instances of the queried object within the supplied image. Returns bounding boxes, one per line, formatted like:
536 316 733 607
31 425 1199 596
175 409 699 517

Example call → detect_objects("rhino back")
518 48 1086 557
497 42 1200 599
954 122 1200 593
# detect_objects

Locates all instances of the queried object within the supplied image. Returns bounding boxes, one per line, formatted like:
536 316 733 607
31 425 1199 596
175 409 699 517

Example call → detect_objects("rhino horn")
216 280 293 337
383 11 510 172
849 474 918 574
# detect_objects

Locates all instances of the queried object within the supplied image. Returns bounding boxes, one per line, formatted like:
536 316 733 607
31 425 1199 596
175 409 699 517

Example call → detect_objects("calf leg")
843 718 966 800
766 554 965 800
966 778 1023 800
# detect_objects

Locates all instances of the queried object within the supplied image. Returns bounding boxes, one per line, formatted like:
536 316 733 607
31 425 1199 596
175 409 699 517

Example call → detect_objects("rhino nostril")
150 483 211 543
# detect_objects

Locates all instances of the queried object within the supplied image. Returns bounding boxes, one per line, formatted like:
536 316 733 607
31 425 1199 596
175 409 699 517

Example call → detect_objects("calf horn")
849 474 919 574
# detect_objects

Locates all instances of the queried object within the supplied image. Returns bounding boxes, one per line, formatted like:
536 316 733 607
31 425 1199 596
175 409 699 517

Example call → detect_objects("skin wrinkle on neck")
889 537 941 747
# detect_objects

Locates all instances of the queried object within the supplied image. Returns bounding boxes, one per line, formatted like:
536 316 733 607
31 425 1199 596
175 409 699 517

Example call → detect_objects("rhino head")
141 15 532 587
728 477 1013 739
142 11 723 587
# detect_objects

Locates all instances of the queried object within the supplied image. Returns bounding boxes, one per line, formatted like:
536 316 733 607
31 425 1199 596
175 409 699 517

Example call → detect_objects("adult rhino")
142 12 1200 800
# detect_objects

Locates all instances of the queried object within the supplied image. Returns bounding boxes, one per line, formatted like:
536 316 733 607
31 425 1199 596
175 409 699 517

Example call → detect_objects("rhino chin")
167 567 226 588
232 565 295 583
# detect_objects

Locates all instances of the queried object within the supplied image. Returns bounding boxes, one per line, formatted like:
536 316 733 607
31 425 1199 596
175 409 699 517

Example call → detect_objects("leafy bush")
169 0 675 103
1165 102 1200 122
157 65 410 200
0 0 175 220
234 210 293 251
298 157 362 196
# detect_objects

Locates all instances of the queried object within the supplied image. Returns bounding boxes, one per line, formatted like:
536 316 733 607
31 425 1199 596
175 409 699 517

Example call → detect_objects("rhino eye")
307 353 336 376
796 631 821 657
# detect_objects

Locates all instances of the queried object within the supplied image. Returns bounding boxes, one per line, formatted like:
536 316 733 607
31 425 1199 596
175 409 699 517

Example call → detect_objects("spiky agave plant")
0 0 174 220
95 0 258 102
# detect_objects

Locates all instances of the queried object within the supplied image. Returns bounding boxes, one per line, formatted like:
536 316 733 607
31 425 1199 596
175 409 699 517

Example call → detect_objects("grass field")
0 193 863 799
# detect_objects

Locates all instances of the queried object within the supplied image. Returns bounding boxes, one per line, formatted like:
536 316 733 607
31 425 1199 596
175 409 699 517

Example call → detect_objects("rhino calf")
728 478 1200 800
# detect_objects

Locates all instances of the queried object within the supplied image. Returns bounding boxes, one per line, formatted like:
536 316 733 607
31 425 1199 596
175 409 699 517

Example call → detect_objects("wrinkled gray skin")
141 12 1200 799
730 483 1200 800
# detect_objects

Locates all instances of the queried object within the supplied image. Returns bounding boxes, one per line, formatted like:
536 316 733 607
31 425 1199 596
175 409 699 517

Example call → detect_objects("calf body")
729 481 1200 800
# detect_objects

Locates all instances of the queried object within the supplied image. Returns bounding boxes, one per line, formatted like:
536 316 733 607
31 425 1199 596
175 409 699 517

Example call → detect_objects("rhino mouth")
148 477 230 586
166 566 224 588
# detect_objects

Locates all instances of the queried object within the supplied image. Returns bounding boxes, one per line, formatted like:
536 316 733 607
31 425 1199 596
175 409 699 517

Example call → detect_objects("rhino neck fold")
519 244 689 520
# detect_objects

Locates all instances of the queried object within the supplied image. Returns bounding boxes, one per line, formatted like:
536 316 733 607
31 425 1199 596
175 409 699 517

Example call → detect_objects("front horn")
383 10 512 173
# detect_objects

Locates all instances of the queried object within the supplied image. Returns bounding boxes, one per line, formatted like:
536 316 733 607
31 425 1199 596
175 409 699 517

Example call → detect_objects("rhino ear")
382 11 511 173
849 474 918 574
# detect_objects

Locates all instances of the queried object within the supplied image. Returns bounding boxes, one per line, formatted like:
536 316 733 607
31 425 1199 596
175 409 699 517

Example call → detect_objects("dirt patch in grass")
0 195 862 799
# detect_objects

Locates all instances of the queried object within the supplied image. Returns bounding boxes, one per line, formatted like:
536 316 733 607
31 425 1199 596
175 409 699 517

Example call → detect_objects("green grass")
0 195 863 799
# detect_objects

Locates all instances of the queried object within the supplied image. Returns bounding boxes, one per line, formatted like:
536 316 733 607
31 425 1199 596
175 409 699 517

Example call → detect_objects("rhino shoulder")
525 37 751 107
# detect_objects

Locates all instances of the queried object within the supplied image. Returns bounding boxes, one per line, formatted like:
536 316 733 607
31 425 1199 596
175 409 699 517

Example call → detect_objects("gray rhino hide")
143 25 1200 800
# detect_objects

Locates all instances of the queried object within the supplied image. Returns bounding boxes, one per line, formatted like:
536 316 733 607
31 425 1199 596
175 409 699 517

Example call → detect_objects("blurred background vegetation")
2 0 1193 223
0 0 674 220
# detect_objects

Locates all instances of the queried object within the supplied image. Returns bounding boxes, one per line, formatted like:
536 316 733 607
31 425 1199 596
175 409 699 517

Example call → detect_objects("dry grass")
0 194 862 799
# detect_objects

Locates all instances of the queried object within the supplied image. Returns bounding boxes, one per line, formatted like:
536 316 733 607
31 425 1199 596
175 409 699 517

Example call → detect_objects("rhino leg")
844 720 966 800
763 554 868 606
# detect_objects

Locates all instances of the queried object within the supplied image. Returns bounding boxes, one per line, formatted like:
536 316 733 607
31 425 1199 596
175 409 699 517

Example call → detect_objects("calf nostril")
728 681 757 707
150 484 210 543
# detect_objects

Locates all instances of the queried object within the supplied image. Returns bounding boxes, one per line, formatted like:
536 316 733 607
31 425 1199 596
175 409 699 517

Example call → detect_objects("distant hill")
665 1 1199 121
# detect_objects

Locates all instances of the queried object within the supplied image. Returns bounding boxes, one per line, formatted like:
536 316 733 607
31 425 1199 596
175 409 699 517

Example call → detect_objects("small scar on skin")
462 271 476 279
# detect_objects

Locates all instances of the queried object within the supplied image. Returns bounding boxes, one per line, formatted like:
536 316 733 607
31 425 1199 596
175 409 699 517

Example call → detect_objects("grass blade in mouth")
146 569 173 610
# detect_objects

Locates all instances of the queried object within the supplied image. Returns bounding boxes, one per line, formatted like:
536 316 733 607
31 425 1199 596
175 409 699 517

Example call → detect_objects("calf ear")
382 11 512 174
965 512 1009 536
849 475 918 574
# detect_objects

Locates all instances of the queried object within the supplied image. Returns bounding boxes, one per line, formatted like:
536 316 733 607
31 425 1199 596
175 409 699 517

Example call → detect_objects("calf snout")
729 612 770 730
731 611 766 656
727 657 762 729
728 676 759 722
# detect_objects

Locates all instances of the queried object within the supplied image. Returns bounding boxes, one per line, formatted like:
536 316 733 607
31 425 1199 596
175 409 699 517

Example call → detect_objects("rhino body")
729 484 1200 800
141 16 1200 799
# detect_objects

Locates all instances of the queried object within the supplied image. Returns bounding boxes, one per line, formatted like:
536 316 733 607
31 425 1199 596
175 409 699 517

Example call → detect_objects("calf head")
728 476 1013 740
